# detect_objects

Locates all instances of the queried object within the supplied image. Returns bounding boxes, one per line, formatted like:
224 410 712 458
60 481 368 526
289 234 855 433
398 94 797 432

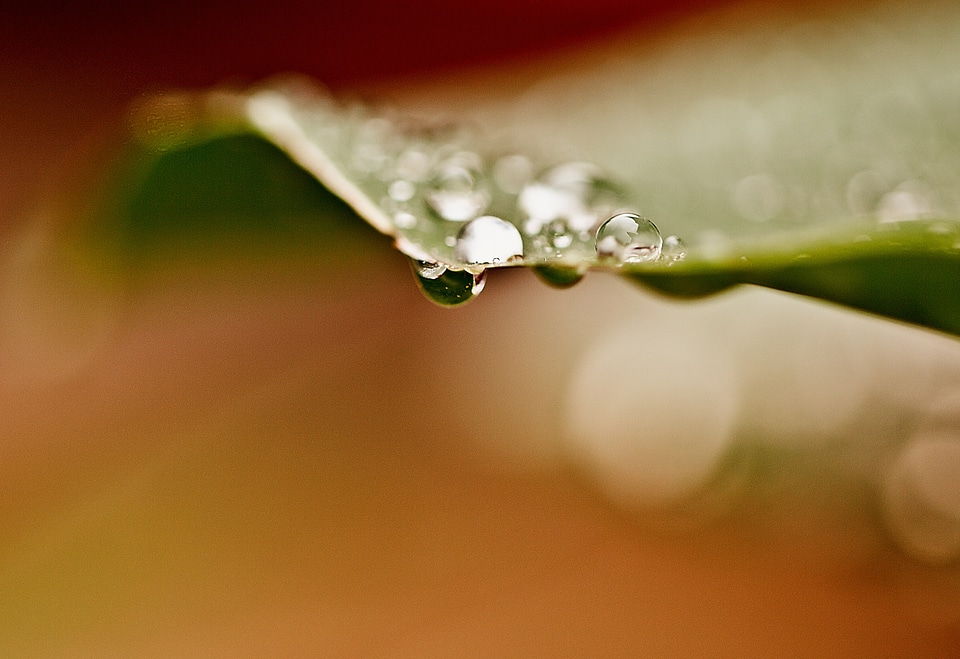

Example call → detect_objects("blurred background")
2 0 960 655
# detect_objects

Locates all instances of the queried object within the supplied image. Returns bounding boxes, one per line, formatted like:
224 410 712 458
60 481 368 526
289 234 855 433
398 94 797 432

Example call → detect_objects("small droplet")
411 262 486 307
532 264 585 289
454 216 524 266
413 258 446 280
425 152 490 222
388 179 416 202
661 235 686 262
396 149 431 182
595 213 662 264
393 211 417 229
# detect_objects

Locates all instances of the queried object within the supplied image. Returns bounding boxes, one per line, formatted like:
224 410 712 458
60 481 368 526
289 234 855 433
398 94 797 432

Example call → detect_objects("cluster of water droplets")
243 79 684 306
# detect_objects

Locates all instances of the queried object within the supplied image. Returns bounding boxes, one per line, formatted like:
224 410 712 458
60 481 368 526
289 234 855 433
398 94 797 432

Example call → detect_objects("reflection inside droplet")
454 215 524 266
595 213 663 264
387 179 416 202
411 261 486 307
661 235 687 262
425 152 490 222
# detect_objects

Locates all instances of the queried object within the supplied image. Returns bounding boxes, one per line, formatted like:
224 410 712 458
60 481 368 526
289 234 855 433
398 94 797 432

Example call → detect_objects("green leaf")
624 221 960 337
114 81 960 338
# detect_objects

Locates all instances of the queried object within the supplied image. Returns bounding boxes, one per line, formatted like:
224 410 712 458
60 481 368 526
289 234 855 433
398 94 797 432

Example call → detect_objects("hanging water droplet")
411 261 486 307
531 219 577 258
425 152 490 222
532 264 585 289
596 213 662 264
661 235 687 262
454 215 524 266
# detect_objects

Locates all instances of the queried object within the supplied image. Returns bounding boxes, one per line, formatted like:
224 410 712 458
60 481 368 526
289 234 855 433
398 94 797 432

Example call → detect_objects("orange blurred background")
2 1 959 655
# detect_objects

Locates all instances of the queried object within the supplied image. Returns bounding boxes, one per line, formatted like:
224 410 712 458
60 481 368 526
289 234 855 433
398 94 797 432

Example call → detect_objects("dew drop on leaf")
454 215 524 266
661 235 687 262
425 152 490 222
596 213 663 264
387 179 416 202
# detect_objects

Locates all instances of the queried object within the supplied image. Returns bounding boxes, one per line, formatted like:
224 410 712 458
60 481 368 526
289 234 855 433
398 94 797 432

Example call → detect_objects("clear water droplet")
388 179 416 202
596 213 662 264
518 161 625 233
661 235 687 262
393 211 417 229
425 152 490 222
411 261 486 307
454 215 524 266
531 219 576 257
396 148 431 182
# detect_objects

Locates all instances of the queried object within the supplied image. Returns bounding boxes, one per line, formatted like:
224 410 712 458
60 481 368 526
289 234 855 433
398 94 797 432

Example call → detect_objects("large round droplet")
411 260 486 307
454 215 524 266
425 152 490 222
595 213 662 264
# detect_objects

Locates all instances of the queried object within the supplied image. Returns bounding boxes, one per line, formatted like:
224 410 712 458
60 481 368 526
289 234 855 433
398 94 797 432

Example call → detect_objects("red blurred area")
0 0 728 224
1 0 723 87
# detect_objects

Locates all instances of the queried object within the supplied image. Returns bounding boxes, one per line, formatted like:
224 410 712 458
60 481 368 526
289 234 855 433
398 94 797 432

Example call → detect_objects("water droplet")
388 179 416 202
411 261 486 307
878 183 934 223
396 148 431 182
454 215 524 266
661 235 687 262
544 162 624 226
595 213 662 264
530 219 578 259
518 161 624 233
393 211 417 229
413 258 446 280
532 264 585 289
517 182 575 231
425 152 490 222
